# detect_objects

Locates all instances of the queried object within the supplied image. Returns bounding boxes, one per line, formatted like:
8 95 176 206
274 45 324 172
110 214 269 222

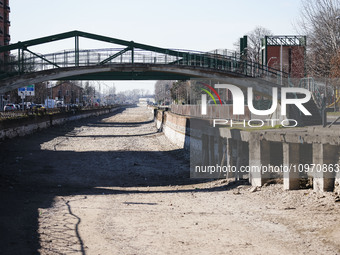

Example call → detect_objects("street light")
267 56 277 67
267 56 277 75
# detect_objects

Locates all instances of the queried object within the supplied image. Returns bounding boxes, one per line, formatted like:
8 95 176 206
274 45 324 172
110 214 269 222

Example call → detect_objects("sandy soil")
0 106 340 255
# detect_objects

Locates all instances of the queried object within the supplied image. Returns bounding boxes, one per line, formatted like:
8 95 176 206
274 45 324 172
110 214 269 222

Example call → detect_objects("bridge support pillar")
227 139 233 174
235 140 243 181
313 143 337 192
228 139 236 179
202 134 209 166
249 135 270 187
283 143 300 190
208 135 215 166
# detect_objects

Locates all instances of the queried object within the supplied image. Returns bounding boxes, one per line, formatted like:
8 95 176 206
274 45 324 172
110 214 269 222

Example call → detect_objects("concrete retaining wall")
0 107 121 140
155 107 340 192
154 109 189 149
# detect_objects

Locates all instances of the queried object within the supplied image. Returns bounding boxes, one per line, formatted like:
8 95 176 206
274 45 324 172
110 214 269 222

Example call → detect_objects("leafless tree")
246 26 273 64
297 0 340 77
154 80 173 104
234 26 272 64
170 81 191 104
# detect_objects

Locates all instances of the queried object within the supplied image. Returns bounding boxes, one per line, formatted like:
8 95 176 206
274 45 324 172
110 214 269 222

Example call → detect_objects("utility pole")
280 43 283 86
99 82 101 106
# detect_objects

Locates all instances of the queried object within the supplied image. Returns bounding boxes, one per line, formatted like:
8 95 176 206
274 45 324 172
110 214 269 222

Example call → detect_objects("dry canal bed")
0 106 339 254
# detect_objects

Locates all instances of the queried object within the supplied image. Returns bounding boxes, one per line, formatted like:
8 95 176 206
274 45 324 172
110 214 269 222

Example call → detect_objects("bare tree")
234 26 272 64
155 80 173 104
246 26 273 64
83 81 95 98
108 84 116 96
170 81 191 104
297 0 340 77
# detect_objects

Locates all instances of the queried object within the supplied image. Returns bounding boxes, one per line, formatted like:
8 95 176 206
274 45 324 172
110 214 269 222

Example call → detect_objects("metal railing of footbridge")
0 30 288 85
5 48 287 81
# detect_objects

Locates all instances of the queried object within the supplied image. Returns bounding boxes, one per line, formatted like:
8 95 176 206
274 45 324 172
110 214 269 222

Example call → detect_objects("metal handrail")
4 47 288 84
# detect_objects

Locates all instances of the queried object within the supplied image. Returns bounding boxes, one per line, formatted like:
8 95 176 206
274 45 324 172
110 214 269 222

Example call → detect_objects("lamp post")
280 43 283 85
267 57 277 75
267 56 277 66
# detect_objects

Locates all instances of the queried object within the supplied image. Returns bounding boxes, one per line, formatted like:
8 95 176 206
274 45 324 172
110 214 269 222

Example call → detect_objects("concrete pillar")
335 149 340 190
202 134 209 166
313 143 337 192
209 135 215 165
249 135 270 187
218 138 235 179
261 141 271 182
283 143 300 190
235 140 243 181
226 138 233 178
218 138 223 164
227 139 233 166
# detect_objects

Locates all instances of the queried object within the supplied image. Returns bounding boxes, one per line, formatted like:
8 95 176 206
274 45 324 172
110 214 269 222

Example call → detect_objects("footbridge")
0 30 287 95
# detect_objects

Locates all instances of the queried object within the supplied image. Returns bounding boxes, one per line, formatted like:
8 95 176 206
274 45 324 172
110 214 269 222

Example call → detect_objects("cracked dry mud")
0 106 340 255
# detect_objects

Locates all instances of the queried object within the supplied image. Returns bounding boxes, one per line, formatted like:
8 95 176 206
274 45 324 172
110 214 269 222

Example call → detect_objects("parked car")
4 103 16 111
29 104 45 110
36 104 45 109
68 104 80 110
56 101 64 108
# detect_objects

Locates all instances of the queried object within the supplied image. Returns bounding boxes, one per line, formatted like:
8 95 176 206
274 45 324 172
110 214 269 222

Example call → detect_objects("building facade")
0 0 10 70
51 82 84 104
261 35 306 79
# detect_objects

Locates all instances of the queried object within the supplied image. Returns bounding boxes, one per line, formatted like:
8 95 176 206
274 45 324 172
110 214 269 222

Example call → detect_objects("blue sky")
10 0 303 92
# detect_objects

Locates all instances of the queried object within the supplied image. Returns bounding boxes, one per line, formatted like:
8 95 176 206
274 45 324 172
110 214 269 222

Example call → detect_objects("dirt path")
0 106 340 255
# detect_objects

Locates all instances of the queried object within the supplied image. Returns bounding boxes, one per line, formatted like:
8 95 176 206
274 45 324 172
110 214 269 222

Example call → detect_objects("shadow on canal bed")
0 107 231 255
